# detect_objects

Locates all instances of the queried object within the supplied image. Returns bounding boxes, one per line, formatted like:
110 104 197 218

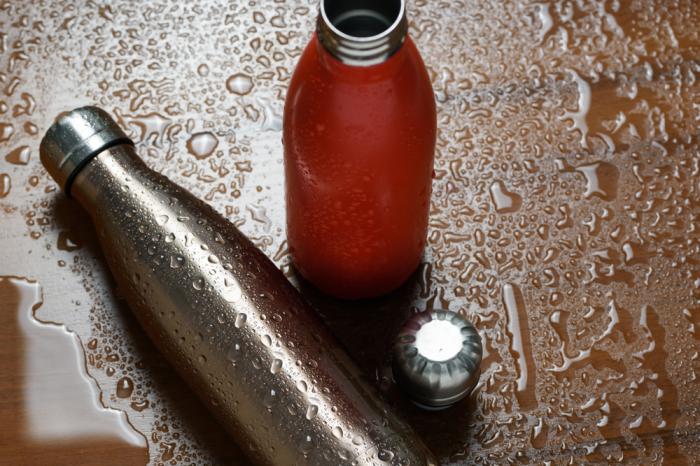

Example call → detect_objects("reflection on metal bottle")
39 106 436 466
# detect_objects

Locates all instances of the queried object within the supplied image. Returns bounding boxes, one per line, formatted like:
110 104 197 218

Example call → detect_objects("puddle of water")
0 276 148 464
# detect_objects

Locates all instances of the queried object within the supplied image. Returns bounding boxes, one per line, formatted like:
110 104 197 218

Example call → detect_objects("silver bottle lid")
393 309 482 409
40 106 133 196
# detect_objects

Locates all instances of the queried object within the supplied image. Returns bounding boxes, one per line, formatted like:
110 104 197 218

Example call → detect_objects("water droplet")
24 122 38 135
300 435 313 453
247 204 273 231
332 426 343 439
305 404 318 420
192 277 205 290
536 4 553 42
155 214 169 225
576 162 619 201
115 110 171 147
226 342 241 365
0 123 14 142
57 231 82 251
0 173 11 198
560 69 591 148
263 389 276 408
490 180 522 213
558 158 619 201
5 145 30 165
116 377 134 398
170 255 185 268
622 241 648 265
226 73 254 96
130 399 149 412
378 449 395 461
234 313 247 328
186 132 219 160
197 63 209 77
222 277 242 303
270 358 283 374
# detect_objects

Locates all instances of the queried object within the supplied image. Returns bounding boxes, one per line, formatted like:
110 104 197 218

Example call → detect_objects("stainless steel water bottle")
40 107 436 466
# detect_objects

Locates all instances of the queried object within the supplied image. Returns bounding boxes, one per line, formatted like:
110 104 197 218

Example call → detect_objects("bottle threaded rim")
317 0 408 66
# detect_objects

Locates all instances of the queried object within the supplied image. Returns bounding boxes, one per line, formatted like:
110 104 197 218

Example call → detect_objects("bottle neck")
71 144 145 214
317 0 408 67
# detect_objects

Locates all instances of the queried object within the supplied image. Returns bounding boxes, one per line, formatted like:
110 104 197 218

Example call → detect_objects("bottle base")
290 257 423 301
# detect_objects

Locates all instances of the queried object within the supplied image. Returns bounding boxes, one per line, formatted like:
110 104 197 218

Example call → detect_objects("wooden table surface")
1 0 700 465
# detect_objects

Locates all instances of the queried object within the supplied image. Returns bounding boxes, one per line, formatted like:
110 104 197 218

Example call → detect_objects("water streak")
502 283 537 410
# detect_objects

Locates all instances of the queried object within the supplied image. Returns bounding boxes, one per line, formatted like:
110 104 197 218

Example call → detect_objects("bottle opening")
318 0 407 66
323 0 402 38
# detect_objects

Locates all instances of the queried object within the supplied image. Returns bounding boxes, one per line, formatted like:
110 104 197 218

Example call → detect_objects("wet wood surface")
1 0 700 465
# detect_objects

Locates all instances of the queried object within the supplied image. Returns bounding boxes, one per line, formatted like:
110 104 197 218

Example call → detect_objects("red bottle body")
284 34 436 299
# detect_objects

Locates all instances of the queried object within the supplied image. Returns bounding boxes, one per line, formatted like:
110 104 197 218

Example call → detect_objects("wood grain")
1 0 700 464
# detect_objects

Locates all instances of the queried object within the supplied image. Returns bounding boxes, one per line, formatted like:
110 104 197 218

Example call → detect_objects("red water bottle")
284 0 436 299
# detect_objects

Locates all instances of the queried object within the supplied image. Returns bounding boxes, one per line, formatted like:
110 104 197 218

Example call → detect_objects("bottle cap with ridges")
393 309 482 409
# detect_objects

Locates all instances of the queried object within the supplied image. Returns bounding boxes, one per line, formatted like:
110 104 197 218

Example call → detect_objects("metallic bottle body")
71 145 435 465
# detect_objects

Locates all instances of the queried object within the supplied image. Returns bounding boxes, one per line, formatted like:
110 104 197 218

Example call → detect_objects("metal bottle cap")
39 106 133 196
393 309 482 409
